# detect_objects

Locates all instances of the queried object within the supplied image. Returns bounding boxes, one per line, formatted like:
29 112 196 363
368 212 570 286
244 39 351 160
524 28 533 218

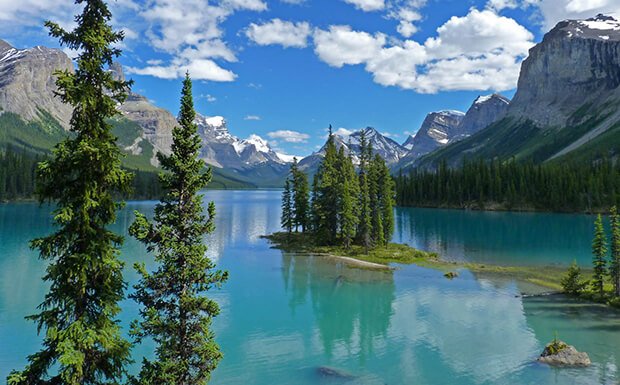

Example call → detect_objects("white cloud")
313 26 387 67
246 19 312 48
267 130 310 143
128 0 266 81
488 0 620 30
343 0 385 11
126 58 237 82
334 128 354 137
244 115 262 120
311 9 534 93
532 0 620 30
486 0 520 11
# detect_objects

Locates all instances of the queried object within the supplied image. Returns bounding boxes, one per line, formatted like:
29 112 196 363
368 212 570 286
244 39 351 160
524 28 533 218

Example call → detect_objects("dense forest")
282 128 396 249
0 146 162 201
395 158 620 213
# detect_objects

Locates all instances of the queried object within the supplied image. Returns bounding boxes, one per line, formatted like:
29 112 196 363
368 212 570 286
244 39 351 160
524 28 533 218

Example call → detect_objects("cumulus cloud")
246 19 312 48
488 0 620 30
313 26 387 67
127 0 266 81
267 130 310 143
311 9 533 93
343 0 385 11
126 59 237 82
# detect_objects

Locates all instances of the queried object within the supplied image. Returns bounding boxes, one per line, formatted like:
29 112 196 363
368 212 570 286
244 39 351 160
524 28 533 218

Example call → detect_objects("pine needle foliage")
129 74 228 385
8 1 133 383
610 206 620 296
591 214 608 296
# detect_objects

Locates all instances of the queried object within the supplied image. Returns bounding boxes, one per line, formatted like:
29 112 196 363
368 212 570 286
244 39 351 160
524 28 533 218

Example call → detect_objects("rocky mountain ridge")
416 14 620 168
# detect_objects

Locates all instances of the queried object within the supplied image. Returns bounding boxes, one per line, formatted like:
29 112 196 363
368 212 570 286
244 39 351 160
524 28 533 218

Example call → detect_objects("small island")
270 133 579 294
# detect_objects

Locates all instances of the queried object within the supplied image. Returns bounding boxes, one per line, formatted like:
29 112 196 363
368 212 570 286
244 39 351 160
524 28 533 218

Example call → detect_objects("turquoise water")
1 190 619 384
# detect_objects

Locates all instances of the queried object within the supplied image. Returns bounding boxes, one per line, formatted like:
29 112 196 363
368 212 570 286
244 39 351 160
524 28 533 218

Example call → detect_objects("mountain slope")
299 127 407 175
416 14 620 169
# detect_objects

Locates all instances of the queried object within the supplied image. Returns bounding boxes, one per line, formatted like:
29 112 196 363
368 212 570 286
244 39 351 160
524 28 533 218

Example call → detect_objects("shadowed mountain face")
416 14 620 169
397 95 510 170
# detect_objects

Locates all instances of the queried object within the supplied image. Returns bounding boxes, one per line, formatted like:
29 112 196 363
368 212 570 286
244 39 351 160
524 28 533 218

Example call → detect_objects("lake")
1 190 619 384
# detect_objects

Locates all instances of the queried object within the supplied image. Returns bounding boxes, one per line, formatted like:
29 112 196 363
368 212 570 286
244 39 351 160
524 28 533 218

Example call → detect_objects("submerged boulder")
316 366 357 380
538 340 591 367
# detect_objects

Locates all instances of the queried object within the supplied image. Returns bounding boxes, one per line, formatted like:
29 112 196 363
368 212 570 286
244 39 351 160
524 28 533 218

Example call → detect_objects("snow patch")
205 116 225 127
578 20 620 31
277 153 302 163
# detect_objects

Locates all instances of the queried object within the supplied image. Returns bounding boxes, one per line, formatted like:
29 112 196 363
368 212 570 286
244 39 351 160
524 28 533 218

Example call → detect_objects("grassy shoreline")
262 232 576 293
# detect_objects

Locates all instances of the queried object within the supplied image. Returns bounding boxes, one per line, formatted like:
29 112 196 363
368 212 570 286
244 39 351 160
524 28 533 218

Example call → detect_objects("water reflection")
394 207 595 266
281 252 395 361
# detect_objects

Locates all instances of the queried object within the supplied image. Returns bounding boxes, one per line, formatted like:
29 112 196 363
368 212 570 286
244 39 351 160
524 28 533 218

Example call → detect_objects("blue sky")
1 0 619 157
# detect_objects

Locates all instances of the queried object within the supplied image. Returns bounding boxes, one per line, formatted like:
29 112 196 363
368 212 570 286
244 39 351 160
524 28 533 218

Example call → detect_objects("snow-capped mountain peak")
194 114 292 169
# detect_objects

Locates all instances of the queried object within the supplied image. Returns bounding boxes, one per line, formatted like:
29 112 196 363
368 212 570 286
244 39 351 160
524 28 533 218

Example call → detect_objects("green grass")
263 232 574 290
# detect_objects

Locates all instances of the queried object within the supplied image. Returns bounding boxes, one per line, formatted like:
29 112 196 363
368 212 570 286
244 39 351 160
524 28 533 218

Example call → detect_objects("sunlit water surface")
1 190 619 384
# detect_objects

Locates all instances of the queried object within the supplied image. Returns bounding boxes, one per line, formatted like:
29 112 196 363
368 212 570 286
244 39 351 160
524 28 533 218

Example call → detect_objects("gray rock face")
118 92 176 157
538 341 591 367
508 14 620 127
195 114 287 170
0 39 73 128
453 94 510 142
400 110 465 163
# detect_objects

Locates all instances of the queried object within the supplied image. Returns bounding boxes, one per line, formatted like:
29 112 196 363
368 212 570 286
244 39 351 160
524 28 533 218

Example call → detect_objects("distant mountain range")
1 14 619 188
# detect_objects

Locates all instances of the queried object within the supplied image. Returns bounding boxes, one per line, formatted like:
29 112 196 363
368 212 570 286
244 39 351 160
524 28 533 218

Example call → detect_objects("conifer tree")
129 74 228 385
610 206 620 296
313 126 339 244
8 1 133 383
282 178 294 233
376 155 395 247
592 214 608 297
357 130 372 251
369 154 385 247
291 158 310 232
337 147 359 248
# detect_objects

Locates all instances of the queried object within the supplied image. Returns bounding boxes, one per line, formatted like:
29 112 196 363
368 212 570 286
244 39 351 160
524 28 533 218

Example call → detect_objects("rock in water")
538 340 591 367
316 366 356 380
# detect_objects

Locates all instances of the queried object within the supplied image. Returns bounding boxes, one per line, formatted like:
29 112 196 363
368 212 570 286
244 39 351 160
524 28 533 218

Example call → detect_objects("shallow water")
1 190 619 384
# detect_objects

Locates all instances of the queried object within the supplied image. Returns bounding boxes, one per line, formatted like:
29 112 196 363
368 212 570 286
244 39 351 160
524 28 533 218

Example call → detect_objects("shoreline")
396 202 607 215
262 232 575 293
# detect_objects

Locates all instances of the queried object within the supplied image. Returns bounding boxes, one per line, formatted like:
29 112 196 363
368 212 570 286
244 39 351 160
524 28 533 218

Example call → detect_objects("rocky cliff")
415 14 620 168
0 39 73 128
454 94 510 141
403 111 465 159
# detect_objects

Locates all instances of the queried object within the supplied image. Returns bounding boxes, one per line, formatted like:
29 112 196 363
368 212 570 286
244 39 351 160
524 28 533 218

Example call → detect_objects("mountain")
0 40 257 188
417 14 620 168
401 110 465 157
194 114 291 187
299 127 407 174
452 94 510 141
0 39 73 128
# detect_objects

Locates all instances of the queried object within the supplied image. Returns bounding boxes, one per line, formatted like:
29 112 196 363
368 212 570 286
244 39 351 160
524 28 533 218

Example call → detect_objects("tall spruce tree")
357 130 372 251
8 1 133 383
369 153 385 247
337 147 359 248
375 154 395 247
312 126 340 244
282 178 294 233
129 74 228 385
592 214 608 297
291 158 310 232
610 206 620 296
